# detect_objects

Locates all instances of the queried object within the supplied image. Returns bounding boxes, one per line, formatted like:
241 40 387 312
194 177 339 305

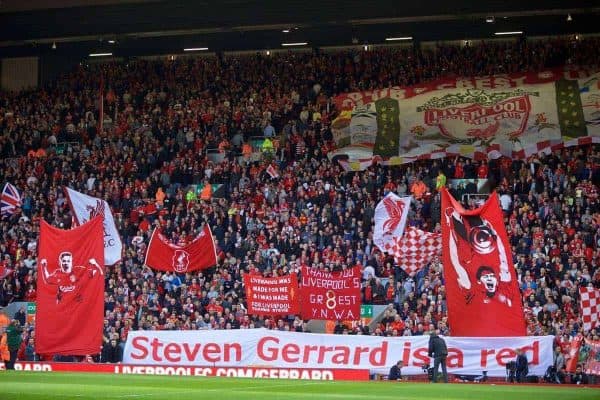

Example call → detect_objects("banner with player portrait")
144 225 217 273
299 266 361 321
36 217 105 355
441 188 526 336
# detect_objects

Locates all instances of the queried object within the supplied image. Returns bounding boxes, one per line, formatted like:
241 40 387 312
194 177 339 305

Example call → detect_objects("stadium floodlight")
89 53 113 57
282 29 290 33
494 31 523 36
108 40 116 44
385 37 413 41
183 47 209 51
281 42 308 46
486 16 495 23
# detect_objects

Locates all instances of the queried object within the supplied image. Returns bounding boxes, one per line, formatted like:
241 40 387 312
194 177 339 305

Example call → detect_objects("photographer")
570 365 589 385
388 360 403 381
515 348 529 383
428 329 448 383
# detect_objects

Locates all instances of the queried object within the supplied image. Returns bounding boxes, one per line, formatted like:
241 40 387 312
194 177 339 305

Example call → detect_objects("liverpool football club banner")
329 68 600 165
243 273 300 316
299 266 361 321
373 193 411 252
441 188 526 337
64 187 123 265
145 225 217 273
36 217 105 355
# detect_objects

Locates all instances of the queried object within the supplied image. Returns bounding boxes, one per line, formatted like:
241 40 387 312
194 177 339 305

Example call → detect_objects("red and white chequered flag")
385 226 442 276
580 286 600 332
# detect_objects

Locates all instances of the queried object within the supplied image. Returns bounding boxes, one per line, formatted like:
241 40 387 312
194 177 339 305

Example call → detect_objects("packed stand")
0 37 599 373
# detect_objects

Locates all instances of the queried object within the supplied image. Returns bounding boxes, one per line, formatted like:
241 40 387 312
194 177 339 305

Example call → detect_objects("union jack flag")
1 182 22 218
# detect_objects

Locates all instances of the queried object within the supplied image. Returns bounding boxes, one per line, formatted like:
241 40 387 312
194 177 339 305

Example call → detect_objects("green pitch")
1 372 599 400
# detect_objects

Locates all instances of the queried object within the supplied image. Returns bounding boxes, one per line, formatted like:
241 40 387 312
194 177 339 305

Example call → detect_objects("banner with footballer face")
441 188 525 336
36 217 105 355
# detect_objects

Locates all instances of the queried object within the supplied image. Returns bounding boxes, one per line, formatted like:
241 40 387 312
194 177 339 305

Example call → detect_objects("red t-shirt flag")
299 266 361 321
441 188 525 336
144 225 217 273
36 217 105 355
243 273 299 316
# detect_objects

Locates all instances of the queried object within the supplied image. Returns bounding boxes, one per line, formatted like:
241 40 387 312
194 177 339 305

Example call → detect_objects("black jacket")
516 354 528 373
388 365 402 380
101 342 122 363
428 334 448 358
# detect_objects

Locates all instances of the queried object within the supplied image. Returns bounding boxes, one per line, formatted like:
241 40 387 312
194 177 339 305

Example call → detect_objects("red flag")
299 266 361 321
243 273 299 316
565 335 583 373
36 217 105 355
441 188 525 336
144 225 217 273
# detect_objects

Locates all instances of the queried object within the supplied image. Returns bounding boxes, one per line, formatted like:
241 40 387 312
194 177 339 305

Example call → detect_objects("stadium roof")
0 0 599 57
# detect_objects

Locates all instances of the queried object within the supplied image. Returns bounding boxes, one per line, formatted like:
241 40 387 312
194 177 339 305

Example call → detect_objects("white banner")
123 329 553 377
65 187 123 265
330 70 600 164
373 193 411 253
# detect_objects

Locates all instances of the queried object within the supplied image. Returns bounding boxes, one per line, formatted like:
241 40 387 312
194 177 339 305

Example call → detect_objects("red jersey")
45 264 98 304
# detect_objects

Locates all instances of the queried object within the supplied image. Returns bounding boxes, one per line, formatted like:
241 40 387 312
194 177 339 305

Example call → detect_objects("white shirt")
500 194 512 211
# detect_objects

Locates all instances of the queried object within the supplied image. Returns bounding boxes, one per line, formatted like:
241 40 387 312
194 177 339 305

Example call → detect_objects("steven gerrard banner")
122 329 553 377
36 217 105 355
441 188 525 336
64 187 123 265
243 273 299 316
300 266 361 320
145 225 217 273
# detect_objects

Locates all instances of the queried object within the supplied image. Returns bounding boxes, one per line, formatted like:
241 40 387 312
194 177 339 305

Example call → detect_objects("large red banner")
441 188 525 336
299 266 361 321
144 225 217 273
243 273 300 316
36 217 105 355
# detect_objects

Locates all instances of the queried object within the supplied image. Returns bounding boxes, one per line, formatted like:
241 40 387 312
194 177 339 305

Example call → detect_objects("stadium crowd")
0 37 599 379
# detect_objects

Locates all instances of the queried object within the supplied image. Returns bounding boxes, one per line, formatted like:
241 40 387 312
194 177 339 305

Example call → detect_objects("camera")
422 363 434 380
